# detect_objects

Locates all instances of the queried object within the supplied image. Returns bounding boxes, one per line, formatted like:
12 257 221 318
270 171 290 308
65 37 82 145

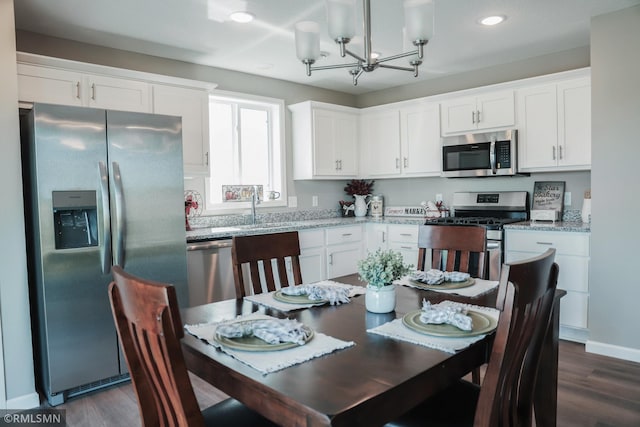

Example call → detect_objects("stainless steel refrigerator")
21 103 189 405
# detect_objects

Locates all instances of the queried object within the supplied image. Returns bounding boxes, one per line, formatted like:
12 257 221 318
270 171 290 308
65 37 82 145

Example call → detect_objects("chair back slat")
417 225 488 278
474 248 559 427
109 266 205 427
232 231 303 298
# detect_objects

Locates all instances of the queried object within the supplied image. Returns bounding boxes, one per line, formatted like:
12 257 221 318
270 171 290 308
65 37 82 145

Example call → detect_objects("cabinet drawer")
506 230 589 256
388 225 419 243
299 229 325 249
326 225 363 245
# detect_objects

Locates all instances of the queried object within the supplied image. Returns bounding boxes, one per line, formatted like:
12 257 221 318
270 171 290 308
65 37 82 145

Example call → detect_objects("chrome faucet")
251 185 261 225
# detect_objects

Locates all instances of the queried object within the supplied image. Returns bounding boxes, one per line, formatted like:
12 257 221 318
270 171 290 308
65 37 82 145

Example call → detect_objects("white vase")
365 284 396 313
354 194 370 217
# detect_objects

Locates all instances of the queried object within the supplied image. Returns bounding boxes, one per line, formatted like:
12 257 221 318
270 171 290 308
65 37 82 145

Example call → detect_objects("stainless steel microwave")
442 129 523 177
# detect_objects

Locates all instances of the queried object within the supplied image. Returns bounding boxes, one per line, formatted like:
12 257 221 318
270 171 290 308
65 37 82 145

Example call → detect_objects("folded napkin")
280 283 351 305
419 299 472 331
216 318 312 346
412 269 471 285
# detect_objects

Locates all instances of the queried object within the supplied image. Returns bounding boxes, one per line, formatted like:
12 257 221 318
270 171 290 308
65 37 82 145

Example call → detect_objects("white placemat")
394 275 499 298
244 280 366 312
185 312 355 374
367 301 500 354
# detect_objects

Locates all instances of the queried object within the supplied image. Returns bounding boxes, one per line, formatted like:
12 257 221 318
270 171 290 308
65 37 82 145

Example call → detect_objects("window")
205 92 285 211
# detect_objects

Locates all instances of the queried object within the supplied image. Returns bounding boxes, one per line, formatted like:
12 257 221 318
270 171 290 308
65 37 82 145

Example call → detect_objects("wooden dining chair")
231 231 303 298
416 224 488 278
109 266 276 427
386 248 559 427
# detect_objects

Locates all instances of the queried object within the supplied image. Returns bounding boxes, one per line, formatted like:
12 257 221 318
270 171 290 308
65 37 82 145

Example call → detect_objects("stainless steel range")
424 191 529 280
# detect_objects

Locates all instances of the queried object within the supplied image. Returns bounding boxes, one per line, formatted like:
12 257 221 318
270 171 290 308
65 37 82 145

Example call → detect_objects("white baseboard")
560 326 588 344
5 391 40 410
586 340 640 363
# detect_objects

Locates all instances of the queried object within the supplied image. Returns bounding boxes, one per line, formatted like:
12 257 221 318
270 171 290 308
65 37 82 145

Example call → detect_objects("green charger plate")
214 320 314 352
402 309 497 338
409 277 475 290
273 289 327 305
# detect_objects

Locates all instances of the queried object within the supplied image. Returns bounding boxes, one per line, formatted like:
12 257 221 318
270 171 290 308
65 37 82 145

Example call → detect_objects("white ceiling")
13 0 640 95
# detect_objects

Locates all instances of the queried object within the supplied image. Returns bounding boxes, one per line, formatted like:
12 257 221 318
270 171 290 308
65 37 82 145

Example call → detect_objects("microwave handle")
489 136 497 174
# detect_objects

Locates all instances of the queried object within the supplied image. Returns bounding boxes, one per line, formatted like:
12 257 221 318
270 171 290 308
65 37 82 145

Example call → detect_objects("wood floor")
42 341 640 426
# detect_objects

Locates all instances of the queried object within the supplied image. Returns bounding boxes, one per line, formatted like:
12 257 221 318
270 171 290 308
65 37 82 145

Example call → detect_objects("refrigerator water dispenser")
52 191 98 249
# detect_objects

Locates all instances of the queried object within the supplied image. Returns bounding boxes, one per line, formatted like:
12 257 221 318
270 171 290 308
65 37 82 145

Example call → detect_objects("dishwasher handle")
187 239 233 251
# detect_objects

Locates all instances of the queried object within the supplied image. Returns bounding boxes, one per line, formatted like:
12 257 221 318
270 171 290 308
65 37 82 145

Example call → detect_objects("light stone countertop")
504 221 590 233
186 216 426 242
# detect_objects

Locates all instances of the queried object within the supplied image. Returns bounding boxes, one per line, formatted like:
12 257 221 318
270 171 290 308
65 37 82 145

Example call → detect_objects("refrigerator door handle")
98 162 112 274
112 161 127 267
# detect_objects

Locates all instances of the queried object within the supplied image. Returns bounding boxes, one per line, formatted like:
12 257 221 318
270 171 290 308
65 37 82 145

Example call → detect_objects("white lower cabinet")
326 225 364 278
505 229 590 342
365 223 419 267
298 229 327 283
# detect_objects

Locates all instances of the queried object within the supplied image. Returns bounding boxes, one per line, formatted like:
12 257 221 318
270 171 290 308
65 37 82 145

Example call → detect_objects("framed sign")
532 181 565 217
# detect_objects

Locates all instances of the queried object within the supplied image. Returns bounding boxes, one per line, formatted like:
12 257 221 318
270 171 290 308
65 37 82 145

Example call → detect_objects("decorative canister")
370 195 384 217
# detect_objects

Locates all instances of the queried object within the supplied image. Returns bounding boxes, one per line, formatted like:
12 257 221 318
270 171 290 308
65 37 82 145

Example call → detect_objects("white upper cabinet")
400 102 441 176
360 109 401 177
440 90 515 135
152 84 210 176
517 75 591 172
289 101 359 179
360 101 441 178
18 63 150 112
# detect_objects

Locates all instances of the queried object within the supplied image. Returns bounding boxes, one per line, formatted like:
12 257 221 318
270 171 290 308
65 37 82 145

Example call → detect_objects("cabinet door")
17 64 84 106
558 77 591 168
475 91 515 130
517 84 558 170
400 103 441 176
299 229 326 282
299 247 327 283
312 109 340 176
440 96 477 134
86 74 150 112
365 224 388 253
360 110 401 177
327 242 362 278
153 84 210 176
334 112 358 176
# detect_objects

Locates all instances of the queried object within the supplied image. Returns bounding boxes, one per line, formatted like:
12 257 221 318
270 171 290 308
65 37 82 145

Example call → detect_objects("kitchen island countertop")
186 216 426 242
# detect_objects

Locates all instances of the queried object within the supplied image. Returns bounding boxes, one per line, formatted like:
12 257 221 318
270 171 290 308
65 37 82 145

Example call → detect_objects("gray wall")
590 6 640 355
0 0 37 407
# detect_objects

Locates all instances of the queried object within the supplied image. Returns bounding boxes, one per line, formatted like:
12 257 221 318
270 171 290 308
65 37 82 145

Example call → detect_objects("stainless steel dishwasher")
186 239 235 306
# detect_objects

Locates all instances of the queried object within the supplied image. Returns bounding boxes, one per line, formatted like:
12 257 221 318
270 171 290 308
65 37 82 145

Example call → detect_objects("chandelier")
294 0 434 86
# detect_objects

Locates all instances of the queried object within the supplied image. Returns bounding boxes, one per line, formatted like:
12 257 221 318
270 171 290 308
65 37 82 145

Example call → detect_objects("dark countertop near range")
504 220 590 233
186 216 426 242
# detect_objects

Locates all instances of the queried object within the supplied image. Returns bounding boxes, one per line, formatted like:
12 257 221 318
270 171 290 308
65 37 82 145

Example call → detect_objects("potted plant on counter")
357 249 412 313
343 179 375 217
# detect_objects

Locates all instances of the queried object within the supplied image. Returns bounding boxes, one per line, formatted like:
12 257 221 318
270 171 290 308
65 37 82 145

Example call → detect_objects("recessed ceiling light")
480 15 506 26
230 11 254 23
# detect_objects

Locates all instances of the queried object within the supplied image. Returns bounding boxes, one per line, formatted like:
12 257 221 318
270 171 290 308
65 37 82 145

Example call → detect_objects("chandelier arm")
310 62 362 71
343 48 366 63
378 63 416 73
376 50 421 64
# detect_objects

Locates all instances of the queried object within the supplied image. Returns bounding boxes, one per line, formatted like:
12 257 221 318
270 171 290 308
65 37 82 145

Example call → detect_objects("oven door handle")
489 136 497 175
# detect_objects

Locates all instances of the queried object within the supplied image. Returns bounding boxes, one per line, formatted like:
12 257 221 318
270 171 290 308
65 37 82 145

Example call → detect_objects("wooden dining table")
181 274 564 427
